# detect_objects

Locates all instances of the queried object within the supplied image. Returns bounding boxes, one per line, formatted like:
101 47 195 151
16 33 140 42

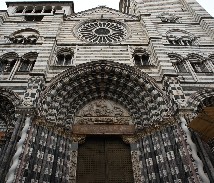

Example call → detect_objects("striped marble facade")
0 0 214 182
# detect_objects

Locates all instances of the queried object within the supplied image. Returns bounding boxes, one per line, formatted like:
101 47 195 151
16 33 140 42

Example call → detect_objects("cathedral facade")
0 0 214 182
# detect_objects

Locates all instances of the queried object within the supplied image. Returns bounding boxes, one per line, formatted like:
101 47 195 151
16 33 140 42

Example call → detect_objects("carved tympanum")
75 99 132 125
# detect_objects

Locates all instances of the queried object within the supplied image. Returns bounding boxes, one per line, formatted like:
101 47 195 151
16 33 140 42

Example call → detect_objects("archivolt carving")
39 61 172 135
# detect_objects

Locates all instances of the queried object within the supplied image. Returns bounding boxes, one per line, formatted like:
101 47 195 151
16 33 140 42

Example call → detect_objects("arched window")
174 61 188 73
132 48 150 68
56 48 74 66
188 54 211 73
0 52 19 73
18 52 38 72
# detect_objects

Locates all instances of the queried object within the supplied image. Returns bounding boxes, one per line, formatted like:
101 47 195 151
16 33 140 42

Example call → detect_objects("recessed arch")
39 60 172 133
188 88 214 112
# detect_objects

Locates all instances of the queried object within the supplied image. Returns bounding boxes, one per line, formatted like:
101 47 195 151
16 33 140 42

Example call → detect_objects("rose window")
77 20 128 43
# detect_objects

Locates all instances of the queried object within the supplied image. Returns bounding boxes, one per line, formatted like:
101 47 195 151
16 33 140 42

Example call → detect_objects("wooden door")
76 136 134 183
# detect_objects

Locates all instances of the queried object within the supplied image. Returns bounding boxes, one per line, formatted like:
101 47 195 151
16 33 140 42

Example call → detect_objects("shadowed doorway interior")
76 135 134 183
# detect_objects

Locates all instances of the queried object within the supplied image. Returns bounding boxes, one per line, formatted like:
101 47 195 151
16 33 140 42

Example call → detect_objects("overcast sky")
0 0 213 17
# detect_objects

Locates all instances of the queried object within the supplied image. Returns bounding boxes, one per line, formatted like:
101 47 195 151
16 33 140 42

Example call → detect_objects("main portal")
76 136 134 183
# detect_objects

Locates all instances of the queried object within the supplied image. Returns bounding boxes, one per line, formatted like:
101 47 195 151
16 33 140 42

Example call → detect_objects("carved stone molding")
40 60 172 130
131 151 143 183
22 76 45 108
68 150 78 183
71 134 86 144
122 135 138 144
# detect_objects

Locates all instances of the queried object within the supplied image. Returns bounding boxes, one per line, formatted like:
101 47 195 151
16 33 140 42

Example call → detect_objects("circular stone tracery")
77 20 128 43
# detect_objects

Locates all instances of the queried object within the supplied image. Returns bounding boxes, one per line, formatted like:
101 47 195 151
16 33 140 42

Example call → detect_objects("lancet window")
18 52 37 72
0 52 37 79
169 53 214 82
169 53 188 73
0 52 19 73
174 62 188 73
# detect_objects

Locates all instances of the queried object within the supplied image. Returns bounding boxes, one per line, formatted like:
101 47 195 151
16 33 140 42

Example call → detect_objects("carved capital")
122 135 138 144
176 108 196 125
71 134 86 144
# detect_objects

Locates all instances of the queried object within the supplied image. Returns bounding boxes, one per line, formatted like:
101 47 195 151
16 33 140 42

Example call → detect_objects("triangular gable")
66 6 138 21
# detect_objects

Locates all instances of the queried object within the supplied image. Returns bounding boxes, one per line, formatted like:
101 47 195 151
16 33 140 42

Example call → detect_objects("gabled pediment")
66 6 139 21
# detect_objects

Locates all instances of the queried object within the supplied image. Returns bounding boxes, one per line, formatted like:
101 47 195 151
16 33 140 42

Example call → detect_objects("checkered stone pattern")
23 76 45 107
13 125 72 182
137 125 199 183
176 124 203 182
163 75 186 112
40 61 171 132
130 143 143 183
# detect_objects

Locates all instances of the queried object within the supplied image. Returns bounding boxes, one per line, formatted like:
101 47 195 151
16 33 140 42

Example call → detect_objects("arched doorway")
74 99 135 182
76 135 134 183
37 60 172 182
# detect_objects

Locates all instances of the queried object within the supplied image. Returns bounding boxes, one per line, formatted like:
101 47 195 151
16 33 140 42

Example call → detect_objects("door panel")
76 136 134 183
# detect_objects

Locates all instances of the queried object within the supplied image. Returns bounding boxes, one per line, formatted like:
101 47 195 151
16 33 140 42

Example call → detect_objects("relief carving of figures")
75 99 132 125
69 151 78 183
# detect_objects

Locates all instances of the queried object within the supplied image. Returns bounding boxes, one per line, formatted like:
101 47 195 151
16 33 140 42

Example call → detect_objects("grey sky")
0 0 213 17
